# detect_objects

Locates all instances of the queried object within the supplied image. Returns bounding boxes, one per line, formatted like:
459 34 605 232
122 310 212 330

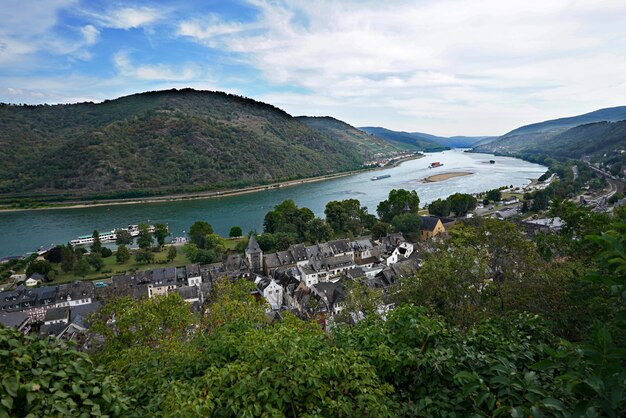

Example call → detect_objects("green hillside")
0 89 374 203
474 106 626 154
296 116 400 158
359 126 448 151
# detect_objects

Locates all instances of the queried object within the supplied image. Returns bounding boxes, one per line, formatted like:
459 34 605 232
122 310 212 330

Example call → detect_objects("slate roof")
0 311 29 329
289 244 308 261
173 286 199 300
328 239 352 254
246 235 262 253
44 307 70 322
186 264 200 278
420 216 442 232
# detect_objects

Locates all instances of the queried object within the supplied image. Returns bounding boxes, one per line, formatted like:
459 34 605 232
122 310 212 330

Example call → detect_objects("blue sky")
1 0 626 136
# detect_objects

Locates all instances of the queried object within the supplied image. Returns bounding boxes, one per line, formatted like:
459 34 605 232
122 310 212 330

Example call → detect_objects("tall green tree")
428 198 451 217
137 224 153 250
448 193 477 216
325 199 371 236
229 226 243 237
135 248 154 264
116 244 131 264
153 223 169 247
115 229 133 245
305 217 334 243
167 245 177 261
60 243 76 272
377 189 420 223
391 213 422 241
188 221 214 248
485 189 502 202
90 230 102 254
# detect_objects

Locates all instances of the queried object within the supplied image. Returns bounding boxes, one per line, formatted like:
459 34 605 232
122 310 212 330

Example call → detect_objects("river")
0 150 546 257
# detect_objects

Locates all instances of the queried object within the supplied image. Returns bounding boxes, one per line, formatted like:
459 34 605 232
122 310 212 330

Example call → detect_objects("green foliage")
25 259 52 278
60 244 76 272
447 192 478 216
0 326 129 417
153 223 169 247
135 248 155 264
182 244 216 264
87 253 104 271
100 247 113 258
136 224 153 250
486 188 502 202
167 245 177 262
114 229 133 245
44 245 63 263
0 89 370 202
115 244 130 264
264 199 314 240
391 212 422 241
73 258 91 277
371 221 392 240
188 220 214 248
325 199 373 237
228 226 242 237
377 189 420 223
90 230 102 254
427 198 451 217
305 217 334 243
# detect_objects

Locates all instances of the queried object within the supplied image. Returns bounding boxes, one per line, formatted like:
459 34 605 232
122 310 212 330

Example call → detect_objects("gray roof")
44 307 70 322
186 264 200 278
246 235 262 253
0 311 29 328
289 244 308 261
328 239 351 254
174 286 199 300
420 216 442 232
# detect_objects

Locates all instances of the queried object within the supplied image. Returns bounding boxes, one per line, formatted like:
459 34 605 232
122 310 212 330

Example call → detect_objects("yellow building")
420 216 446 240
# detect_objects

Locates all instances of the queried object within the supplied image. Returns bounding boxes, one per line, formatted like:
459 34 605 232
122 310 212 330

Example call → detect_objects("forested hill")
296 116 399 158
473 105 626 154
0 89 383 202
510 119 626 159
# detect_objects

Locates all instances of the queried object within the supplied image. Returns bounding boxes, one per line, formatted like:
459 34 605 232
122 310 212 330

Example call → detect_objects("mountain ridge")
0 89 395 202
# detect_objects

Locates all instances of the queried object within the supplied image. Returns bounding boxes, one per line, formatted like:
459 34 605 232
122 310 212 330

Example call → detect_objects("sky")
1 0 626 136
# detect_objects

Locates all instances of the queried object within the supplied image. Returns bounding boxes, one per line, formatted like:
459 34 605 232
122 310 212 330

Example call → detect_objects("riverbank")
423 172 473 183
0 154 423 213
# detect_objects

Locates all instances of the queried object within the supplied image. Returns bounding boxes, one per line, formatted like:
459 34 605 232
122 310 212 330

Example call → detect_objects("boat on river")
429 162 443 168
371 174 391 181
70 224 155 246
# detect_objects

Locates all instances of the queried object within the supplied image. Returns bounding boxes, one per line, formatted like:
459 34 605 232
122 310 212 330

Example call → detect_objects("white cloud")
113 51 200 81
87 6 163 30
178 0 626 135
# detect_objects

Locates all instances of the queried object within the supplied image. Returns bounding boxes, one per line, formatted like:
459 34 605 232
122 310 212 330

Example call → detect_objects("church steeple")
403 199 411 212
245 235 263 273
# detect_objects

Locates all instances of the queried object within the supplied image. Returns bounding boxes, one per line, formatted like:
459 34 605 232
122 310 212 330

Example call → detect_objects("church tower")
245 235 263 274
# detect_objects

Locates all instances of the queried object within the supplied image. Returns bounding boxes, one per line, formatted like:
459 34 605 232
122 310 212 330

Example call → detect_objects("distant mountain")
359 127 492 149
296 116 400 157
358 127 448 151
473 106 626 154
0 89 389 202
410 132 495 148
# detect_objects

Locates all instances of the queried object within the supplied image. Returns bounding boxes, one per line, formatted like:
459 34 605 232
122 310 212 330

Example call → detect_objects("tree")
44 246 63 263
100 247 113 258
115 229 133 245
0 327 130 417
87 253 104 271
167 245 177 261
371 221 392 240
116 244 131 264
377 189 420 223
325 199 371 236
135 248 155 264
305 218 333 242
60 244 76 272
229 226 242 237
153 223 169 247
428 198 451 217
90 230 102 254
188 221 214 248
391 213 422 241
73 258 91 277
25 259 52 278
486 189 502 202
448 193 477 216
137 224 153 250
182 244 216 263
263 200 314 240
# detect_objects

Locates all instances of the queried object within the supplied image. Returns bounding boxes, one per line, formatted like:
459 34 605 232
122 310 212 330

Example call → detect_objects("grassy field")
51 249 193 284
50 237 249 284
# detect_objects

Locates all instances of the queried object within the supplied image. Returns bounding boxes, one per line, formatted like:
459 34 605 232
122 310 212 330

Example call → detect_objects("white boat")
70 224 156 246
371 174 391 181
